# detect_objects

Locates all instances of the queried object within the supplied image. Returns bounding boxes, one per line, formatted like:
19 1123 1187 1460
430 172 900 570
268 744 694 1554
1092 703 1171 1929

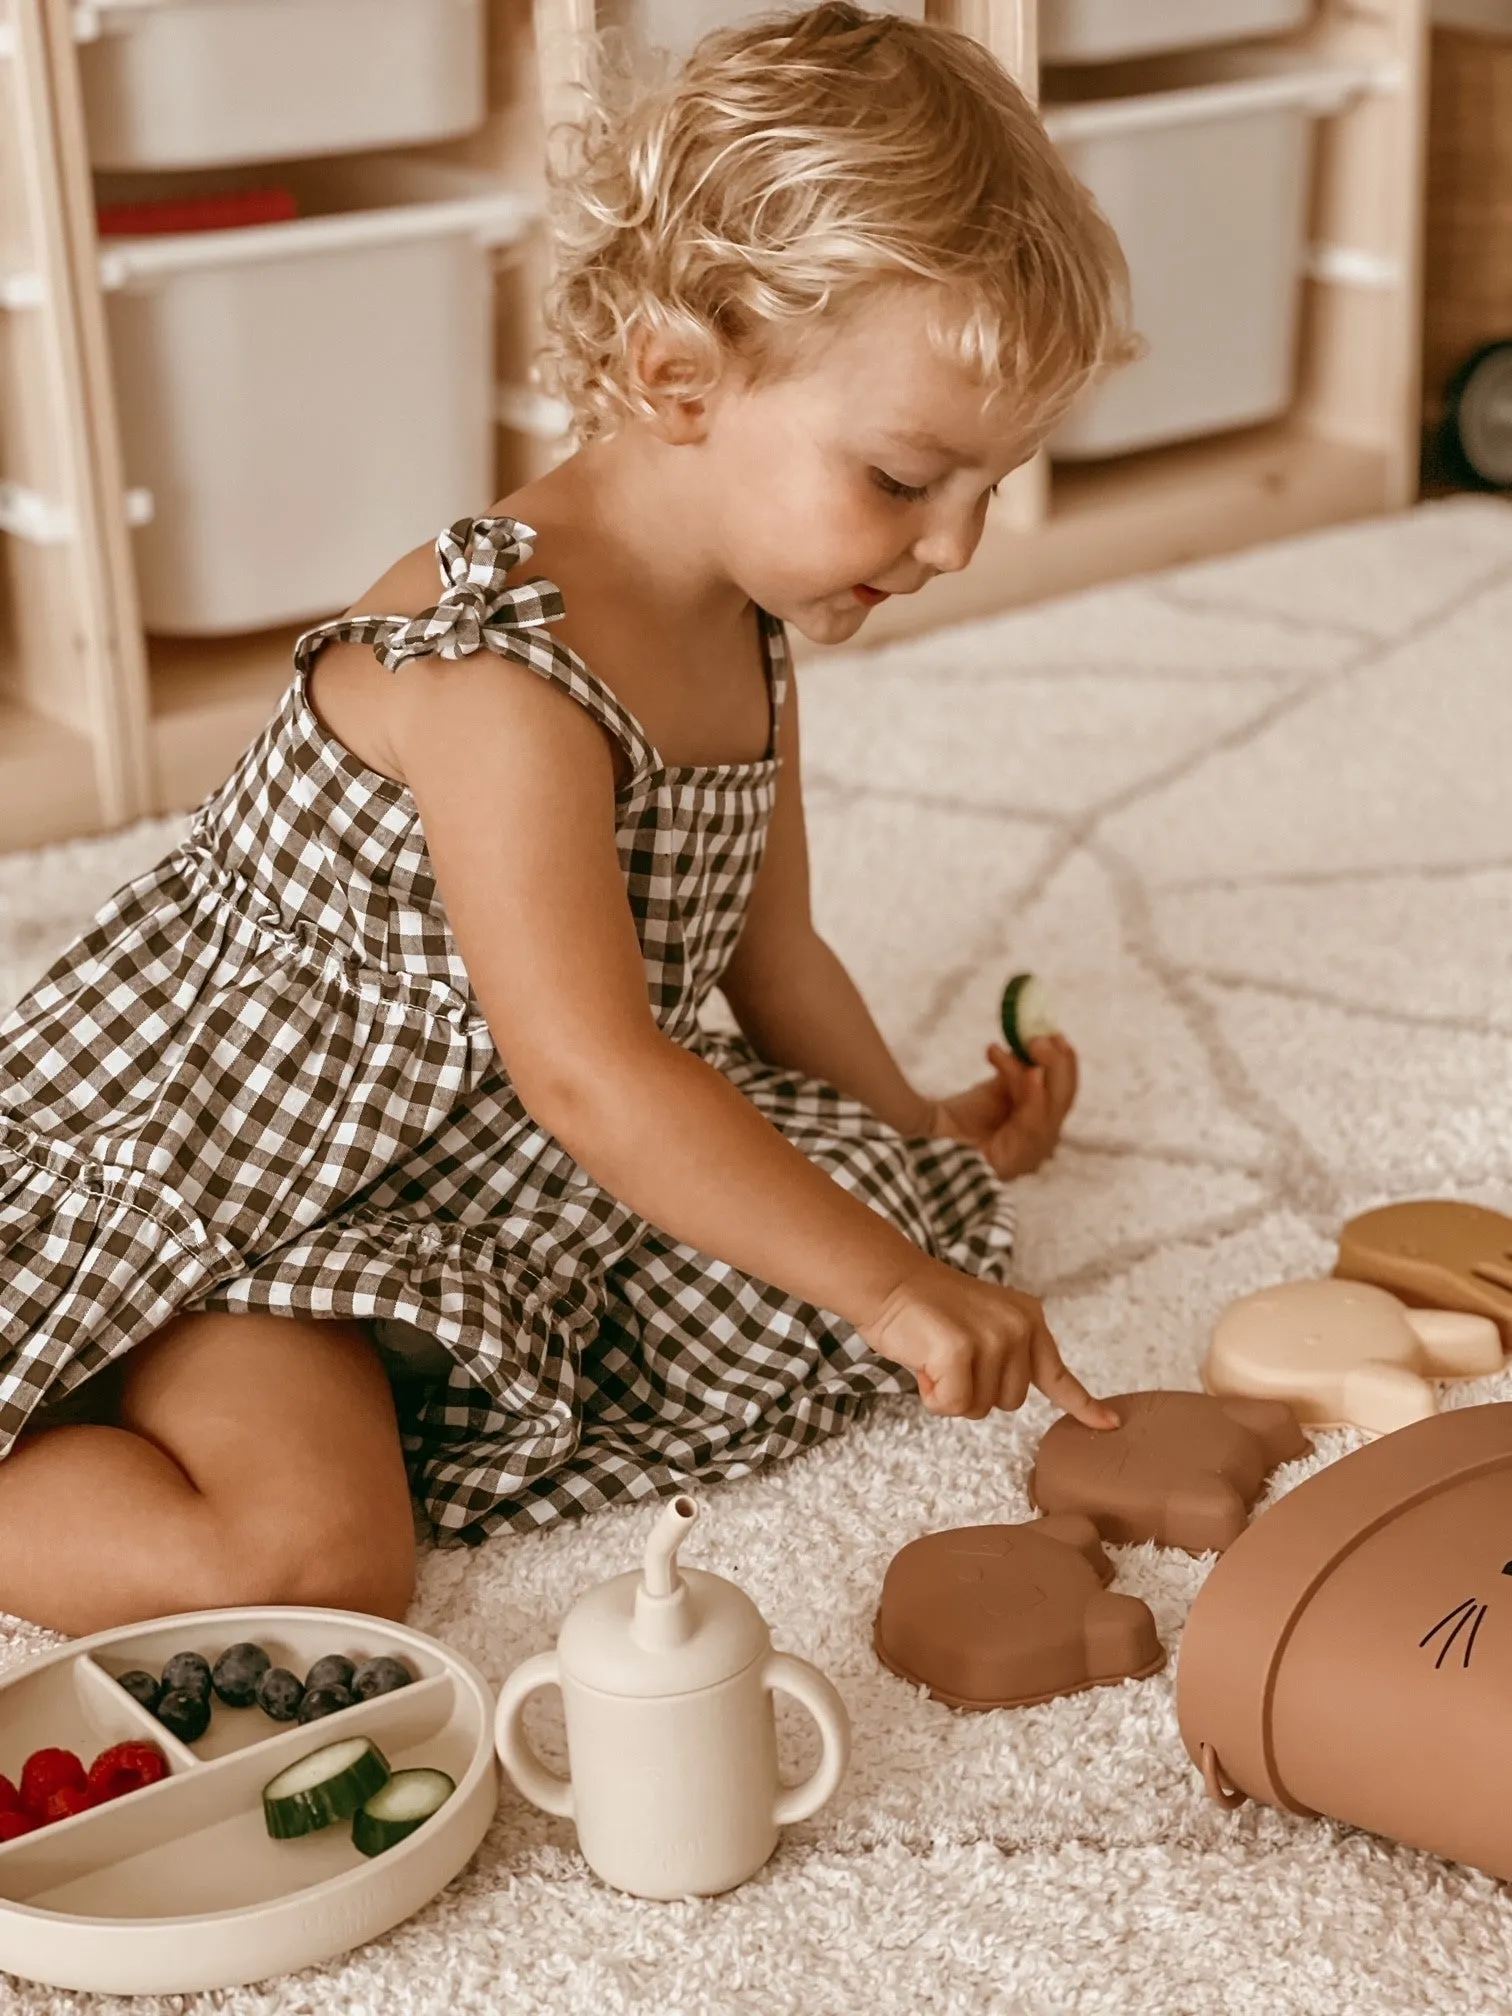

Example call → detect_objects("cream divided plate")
0 1606 497 1995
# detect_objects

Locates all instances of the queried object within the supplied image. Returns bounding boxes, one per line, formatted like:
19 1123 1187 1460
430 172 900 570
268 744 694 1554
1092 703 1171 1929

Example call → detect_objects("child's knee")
200 1502 417 1620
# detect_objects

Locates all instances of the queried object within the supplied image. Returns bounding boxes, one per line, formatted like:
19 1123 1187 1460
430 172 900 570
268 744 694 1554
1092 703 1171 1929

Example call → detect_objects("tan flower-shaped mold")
873 1516 1164 1710
1336 1199 1512 1349
1028 1390 1309 1555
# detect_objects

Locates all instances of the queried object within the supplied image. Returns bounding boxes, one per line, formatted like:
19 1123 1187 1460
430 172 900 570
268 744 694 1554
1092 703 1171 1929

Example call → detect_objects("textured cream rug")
2 495 1511 2015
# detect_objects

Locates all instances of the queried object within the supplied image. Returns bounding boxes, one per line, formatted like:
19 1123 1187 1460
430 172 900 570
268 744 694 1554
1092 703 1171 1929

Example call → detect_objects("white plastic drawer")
1040 0 1310 67
78 0 487 172
96 159 533 636
1041 51 1378 461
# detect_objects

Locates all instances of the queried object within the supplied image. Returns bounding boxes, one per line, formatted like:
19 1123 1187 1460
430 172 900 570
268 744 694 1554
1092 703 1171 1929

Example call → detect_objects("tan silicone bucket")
1177 1404 1512 1880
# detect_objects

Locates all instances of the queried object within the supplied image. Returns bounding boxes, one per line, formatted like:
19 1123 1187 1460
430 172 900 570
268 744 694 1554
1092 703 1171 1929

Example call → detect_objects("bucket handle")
1200 1743 1249 1812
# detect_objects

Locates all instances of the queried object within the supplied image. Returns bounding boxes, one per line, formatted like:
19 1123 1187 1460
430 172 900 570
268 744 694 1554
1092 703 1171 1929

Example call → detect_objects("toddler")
0 2 1137 1636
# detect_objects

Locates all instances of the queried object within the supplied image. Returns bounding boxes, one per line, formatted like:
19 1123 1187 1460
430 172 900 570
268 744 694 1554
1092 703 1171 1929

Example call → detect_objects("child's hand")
858 1257 1116 1427
928 1035 1078 1178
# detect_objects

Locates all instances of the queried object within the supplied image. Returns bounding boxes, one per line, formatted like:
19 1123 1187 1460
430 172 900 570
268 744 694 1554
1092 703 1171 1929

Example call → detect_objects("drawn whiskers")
1420 1596 1488 1670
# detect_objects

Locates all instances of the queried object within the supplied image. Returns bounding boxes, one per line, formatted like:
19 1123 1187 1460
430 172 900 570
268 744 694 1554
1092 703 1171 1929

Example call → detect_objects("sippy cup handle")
495 1650 574 1819
764 1652 851 1825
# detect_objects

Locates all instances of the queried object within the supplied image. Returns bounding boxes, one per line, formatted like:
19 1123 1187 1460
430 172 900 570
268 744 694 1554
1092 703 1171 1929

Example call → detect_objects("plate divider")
0 1674 455 1905
74 1657 200 1772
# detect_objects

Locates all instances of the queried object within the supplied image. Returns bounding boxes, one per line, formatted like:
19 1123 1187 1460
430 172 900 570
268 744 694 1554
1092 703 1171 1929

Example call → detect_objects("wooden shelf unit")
0 0 153 850
0 0 1428 851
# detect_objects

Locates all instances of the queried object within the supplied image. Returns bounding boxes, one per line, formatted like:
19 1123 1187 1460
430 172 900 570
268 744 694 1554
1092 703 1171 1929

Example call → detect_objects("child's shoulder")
303 503 635 789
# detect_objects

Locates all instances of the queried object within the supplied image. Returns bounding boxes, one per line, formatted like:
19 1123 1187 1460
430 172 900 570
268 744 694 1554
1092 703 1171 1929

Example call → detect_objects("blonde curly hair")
534 2 1138 449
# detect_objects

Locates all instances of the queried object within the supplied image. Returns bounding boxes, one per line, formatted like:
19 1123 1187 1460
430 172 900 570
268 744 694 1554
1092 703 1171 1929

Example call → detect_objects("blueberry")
297 1683 354 1724
350 1656 414 1701
160 1651 212 1699
117 1669 161 1713
155 1687 211 1743
255 1667 305 1722
304 1654 355 1695
211 1641 271 1708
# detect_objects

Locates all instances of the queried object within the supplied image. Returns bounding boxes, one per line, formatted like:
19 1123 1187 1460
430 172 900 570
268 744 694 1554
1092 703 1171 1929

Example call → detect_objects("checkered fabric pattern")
0 516 1015 1544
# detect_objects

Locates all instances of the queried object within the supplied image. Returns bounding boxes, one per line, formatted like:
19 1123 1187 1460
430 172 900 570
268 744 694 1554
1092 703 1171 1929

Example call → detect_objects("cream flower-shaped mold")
1203 1277 1504 1435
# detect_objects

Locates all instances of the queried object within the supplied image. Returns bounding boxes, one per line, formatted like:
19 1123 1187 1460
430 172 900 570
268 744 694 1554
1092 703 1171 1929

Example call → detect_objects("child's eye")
873 470 931 503
871 471 1005 504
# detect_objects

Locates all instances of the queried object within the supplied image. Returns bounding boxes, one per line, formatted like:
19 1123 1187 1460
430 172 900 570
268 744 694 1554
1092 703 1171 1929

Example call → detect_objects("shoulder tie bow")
372 517 565 671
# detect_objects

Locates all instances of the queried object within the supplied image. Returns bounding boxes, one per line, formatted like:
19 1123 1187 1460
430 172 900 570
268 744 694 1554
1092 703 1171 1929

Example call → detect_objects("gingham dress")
0 516 1015 1543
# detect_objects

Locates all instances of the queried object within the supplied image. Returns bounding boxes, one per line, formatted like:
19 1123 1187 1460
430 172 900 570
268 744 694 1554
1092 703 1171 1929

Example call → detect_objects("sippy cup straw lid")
555 1494 772 1697
634 1497 699 1649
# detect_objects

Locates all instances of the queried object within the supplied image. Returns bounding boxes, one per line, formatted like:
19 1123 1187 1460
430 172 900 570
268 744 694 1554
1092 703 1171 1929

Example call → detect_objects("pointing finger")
1030 1318 1118 1431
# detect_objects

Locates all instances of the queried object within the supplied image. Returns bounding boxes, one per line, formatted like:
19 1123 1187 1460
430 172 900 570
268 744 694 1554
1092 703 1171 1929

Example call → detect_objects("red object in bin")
96 188 298 238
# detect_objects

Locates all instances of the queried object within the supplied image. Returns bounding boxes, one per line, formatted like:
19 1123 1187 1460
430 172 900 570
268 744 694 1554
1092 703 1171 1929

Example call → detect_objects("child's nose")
909 515 982 577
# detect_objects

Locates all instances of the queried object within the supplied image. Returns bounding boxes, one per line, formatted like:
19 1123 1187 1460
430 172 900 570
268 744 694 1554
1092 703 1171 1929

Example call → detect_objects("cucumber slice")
1000 972 1060 1065
352 1768 456 1858
263 1736 391 1840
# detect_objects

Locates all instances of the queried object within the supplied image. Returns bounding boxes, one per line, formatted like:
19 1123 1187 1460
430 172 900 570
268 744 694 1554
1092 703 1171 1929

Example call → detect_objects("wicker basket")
1423 26 1512 426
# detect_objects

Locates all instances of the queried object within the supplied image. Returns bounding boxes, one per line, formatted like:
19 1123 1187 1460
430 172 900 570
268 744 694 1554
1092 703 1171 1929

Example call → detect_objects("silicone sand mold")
1205 1277 1503 1433
1177 1404 1512 1883
1335 1199 1512 1348
1029 1390 1308 1554
873 1516 1164 1709
0 1607 496 1995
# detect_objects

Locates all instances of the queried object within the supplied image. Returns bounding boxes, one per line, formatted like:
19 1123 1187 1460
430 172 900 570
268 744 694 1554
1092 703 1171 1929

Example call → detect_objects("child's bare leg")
0 1311 417 1636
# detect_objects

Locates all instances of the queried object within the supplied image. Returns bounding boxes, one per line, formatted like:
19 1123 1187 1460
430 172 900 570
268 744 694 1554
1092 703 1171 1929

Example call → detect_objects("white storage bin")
631 0 924 64
97 158 536 636
1040 0 1310 67
1041 52 1374 462
78 0 487 171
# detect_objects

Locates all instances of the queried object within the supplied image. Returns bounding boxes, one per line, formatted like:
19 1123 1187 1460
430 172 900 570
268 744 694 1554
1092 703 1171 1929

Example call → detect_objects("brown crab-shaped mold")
873 1515 1165 1711
1028 1390 1309 1555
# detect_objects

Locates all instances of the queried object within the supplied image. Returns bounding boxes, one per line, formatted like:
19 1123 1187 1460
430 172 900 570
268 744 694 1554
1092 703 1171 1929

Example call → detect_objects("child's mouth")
853 585 890 605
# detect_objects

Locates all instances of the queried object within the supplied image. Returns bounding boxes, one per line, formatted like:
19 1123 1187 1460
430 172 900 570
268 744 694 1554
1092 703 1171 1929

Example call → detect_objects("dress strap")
757 606 790 756
293 516 658 782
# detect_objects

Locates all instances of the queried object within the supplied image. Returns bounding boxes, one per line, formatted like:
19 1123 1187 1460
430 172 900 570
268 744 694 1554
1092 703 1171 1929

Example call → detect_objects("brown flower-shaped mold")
1029 1390 1309 1555
873 1515 1165 1710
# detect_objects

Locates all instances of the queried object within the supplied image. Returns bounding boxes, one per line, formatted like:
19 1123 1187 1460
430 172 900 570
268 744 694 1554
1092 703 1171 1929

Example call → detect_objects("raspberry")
86 1741 169 1805
19 1748 85 1819
0 1810 37 1842
39 1784 94 1824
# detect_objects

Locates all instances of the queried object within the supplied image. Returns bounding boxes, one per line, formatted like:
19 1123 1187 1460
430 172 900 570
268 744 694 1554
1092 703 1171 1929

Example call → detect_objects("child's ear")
629 330 715 444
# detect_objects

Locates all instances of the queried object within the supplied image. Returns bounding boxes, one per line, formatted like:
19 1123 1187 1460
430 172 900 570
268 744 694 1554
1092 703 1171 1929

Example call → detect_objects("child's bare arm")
391 653 1110 1428
394 652 920 1329
723 667 1081 1173
719 672 935 1134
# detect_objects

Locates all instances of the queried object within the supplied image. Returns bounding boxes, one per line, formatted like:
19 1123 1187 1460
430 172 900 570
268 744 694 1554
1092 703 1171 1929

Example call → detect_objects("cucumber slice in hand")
1000 972 1060 1065
263 1736 390 1839
352 1768 456 1857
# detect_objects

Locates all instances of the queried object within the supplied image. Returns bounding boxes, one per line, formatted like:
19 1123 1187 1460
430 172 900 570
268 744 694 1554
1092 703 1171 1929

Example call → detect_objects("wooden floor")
149 625 304 815
0 696 101 852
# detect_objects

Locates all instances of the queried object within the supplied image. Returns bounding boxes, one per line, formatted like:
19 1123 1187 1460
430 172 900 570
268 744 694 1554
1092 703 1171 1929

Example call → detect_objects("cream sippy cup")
494 1494 851 1899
